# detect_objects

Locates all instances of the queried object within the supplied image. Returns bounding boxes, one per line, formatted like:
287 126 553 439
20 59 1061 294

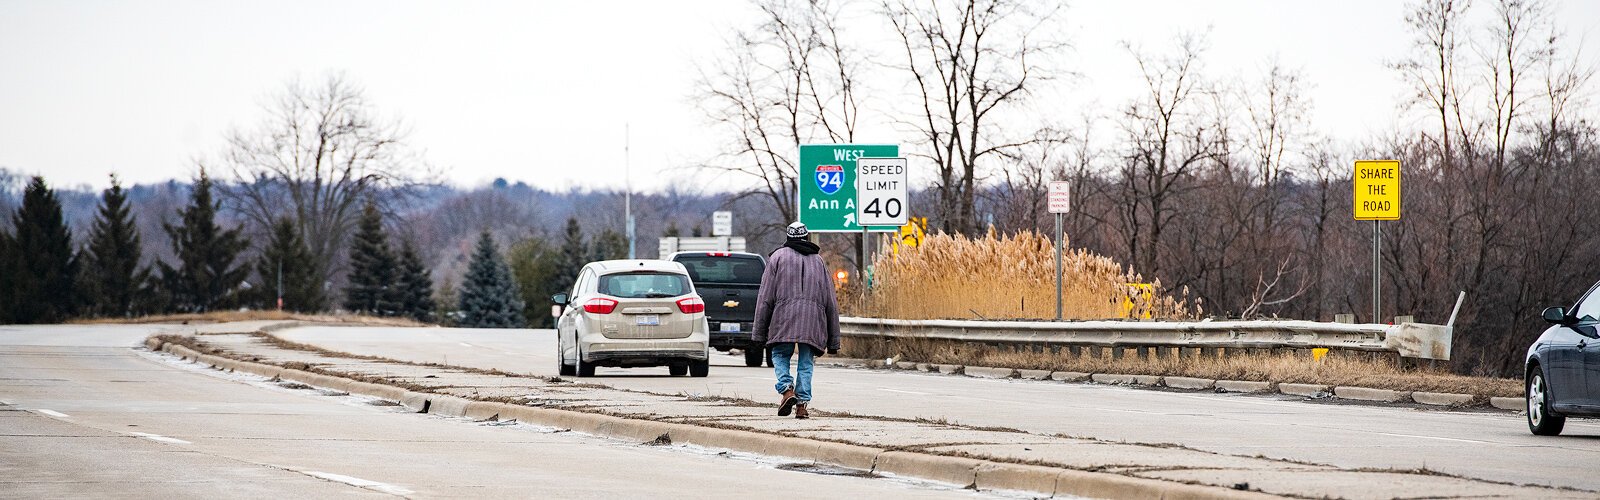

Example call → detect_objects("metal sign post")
855 157 909 287
1048 181 1071 320
1354 160 1401 323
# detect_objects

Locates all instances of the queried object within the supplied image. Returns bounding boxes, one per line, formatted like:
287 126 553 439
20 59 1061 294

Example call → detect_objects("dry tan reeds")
850 229 1200 320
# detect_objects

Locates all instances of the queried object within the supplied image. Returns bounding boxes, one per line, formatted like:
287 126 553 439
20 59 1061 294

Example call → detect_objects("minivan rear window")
676 255 765 284
598 272 691 299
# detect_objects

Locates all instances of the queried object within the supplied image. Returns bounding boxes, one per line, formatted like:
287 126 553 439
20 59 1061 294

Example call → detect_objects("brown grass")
849 229 1200 320
845 336 1522 398
72 310 427 327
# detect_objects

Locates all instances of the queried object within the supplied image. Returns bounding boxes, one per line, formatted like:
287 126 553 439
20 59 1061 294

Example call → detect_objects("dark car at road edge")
1525 279 1600 436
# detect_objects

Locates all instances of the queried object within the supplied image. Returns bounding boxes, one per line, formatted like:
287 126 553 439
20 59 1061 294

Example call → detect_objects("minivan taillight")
583 298 619 314
676 297 705 314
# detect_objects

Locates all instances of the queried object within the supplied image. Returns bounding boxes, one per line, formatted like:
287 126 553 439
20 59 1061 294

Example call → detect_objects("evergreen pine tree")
80 174 151 318
255 217 325 312
394 239 435 322
457 231 524 328
157 171 250 313
663 222 681 238
508 237 563 328
342 202 398 315
590 228 628 262
555 217 586 292
0 229 12 323
7 177 79 323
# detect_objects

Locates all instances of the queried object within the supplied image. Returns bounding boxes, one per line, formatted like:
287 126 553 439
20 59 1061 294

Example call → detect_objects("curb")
1278 383 1330 397
1163 376 1216 390
1490 397 1524 411
1091 374 1161 386
1050 371 1091 382
1215 380 1274 393
152 339 1269 499
1411 391 1475 406
1017 369 1052 380
936 364 963 375
963 367 1016 379
1333 386 1411 403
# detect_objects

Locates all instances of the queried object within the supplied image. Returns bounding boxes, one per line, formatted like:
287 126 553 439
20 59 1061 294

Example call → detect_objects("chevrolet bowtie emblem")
724 300 740 308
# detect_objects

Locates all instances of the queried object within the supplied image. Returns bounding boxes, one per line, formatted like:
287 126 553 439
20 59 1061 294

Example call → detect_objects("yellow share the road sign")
1353 160 1401 220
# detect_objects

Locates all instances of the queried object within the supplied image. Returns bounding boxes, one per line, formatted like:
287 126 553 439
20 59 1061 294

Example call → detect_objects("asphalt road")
0 325 999 499
276 326 1600 493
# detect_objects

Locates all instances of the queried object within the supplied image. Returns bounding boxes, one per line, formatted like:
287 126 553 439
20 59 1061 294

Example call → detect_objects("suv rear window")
598 272 691 299
676 255 765 284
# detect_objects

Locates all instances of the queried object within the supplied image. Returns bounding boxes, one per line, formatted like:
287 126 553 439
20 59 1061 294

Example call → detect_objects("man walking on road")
752 222 841 419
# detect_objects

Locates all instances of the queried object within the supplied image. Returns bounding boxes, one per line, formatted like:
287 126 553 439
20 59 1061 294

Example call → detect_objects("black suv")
668 251 769 367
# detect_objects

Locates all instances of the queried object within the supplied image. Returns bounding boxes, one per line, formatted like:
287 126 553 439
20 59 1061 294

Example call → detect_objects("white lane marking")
743 376 772 381
879 388 931 395
458 342 474 347
128 432 191 445
36 409 70 418
302 470 414 496
1376 432 1489 444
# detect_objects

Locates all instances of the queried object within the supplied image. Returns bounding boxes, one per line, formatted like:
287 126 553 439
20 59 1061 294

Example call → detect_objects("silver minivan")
552 260 710 377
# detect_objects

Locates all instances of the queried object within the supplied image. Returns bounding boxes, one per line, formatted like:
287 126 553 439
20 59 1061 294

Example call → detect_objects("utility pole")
625 123 635 259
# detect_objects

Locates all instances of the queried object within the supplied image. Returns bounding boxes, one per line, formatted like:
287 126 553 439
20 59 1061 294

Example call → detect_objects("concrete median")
144 331 1536 499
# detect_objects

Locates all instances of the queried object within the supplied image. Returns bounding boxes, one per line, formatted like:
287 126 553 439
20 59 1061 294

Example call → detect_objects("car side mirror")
552 293 569 306
1543 306 1569 325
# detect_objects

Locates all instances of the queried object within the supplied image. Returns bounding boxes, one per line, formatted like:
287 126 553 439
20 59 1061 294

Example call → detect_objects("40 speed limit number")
856 157 909 227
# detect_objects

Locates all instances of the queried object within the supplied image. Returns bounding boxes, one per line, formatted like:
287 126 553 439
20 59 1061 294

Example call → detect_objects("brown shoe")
794 402 809 419
778 388 798 416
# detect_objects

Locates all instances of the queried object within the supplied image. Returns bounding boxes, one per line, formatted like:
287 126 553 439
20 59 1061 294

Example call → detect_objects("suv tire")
576 346 596 378
557 337 575 376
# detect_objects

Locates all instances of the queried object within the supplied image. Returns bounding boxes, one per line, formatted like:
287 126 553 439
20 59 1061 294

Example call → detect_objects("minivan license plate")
636 315 660 326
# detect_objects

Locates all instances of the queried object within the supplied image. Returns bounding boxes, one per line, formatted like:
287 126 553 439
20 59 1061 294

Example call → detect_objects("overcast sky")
3 0 1597 193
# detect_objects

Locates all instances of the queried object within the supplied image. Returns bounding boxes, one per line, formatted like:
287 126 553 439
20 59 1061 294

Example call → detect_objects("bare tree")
1114 34 1219 279
214 74 431 286
696 0 862 230
885 0 1066 235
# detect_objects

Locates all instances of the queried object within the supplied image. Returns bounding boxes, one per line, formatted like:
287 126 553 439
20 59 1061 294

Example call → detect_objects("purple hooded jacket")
751 245 841 355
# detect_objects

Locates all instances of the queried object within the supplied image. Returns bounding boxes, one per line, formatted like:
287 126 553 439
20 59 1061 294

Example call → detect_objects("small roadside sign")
856 157 908 227
798 144 900 232
1353 160 1401 220
712 211 732 236
1048 181 1071 214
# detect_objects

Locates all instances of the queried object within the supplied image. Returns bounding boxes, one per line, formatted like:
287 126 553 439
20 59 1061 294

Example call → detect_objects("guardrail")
839 317 1453 360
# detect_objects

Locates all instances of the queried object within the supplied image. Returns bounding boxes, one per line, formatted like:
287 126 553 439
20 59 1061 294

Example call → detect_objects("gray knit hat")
785 221 810 239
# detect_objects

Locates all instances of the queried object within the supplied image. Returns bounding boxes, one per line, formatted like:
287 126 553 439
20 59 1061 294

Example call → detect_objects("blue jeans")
771 343 815 403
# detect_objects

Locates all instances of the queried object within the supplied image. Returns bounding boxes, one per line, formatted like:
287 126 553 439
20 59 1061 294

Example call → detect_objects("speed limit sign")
856 157 908 227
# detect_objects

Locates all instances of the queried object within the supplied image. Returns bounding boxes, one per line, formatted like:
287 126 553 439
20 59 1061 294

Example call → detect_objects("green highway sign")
798 144 899 232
